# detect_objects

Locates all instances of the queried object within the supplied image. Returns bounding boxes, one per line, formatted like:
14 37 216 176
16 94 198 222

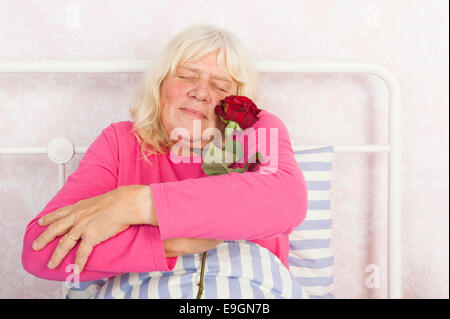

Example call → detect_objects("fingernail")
32 241 39 250
38 218 43 225
47 261 54 269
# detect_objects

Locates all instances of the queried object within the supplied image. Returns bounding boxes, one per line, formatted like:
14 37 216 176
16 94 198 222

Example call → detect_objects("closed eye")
177 75 227 92
214 85 226 92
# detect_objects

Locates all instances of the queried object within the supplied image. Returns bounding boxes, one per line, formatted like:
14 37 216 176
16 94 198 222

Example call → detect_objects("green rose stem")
196 161 233 300
196 122 233 299
196 251 208 299
196 144 232 299
196 120 260 299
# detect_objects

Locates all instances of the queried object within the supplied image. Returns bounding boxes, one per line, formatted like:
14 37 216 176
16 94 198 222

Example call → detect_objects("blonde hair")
128 24 260 164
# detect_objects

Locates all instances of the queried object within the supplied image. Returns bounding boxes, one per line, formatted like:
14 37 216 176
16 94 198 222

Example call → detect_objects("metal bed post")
0 60 402 298
261 61 403 299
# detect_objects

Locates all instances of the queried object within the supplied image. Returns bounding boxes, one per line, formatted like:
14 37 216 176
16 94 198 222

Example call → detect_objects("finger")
38 204 74 226
33 217 73 251
74 239 94 273
47 232 80 269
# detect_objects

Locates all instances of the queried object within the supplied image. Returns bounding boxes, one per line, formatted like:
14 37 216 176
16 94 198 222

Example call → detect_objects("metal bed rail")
0 60 402 298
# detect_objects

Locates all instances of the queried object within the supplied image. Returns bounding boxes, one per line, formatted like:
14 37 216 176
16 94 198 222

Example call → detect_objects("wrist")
134 185 158 225
148 186 159 226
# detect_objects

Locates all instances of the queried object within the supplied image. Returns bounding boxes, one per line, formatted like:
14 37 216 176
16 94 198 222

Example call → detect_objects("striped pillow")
66 241 310 299
289 146 334 299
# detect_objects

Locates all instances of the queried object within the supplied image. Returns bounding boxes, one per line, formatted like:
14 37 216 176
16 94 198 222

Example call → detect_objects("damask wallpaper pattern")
0 0 448 298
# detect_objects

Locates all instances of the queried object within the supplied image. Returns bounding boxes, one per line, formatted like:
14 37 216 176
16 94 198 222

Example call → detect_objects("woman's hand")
163 238 223 258
32 185 157 273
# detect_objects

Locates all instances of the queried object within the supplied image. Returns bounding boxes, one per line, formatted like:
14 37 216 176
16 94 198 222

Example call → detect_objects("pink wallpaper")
0 0 448 299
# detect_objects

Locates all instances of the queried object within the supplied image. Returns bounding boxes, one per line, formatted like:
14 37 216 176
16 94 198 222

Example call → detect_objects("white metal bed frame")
0 60 402 299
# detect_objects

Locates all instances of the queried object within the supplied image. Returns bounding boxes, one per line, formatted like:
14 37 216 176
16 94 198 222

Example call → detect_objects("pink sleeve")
151 112 308 241
21 123 177 282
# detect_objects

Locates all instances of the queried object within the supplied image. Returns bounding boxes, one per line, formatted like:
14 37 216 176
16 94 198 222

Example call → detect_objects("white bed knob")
46 137 74 164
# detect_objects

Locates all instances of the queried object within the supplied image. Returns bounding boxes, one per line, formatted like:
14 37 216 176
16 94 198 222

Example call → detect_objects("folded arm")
22 124 177 282
151 111 308 241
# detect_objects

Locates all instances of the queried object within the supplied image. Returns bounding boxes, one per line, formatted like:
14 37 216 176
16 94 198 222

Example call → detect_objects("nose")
187 78 212 102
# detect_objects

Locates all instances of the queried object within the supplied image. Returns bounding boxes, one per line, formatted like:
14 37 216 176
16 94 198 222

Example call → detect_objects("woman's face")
160 50 238 150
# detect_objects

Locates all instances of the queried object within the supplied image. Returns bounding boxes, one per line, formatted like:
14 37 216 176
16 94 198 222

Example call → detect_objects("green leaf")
228 167 245 173
224 140 243 162
242 151 264 171
200 123 248 176
202 167 229 176
202 143 227 164
201 161 232 175
226 121 241 131
256 152 264 163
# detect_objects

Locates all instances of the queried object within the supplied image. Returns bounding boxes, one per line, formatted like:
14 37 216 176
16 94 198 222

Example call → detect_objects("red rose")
214 95 262 130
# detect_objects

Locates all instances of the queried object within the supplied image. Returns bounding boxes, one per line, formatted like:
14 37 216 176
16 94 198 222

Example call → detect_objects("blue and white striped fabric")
289 146 335 299
66 240 310 299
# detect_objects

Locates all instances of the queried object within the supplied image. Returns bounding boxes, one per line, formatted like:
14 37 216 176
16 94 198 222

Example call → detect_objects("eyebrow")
177 66 233 83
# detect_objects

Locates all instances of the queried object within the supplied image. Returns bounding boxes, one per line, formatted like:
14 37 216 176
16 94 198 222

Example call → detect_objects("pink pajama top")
21 110 308 282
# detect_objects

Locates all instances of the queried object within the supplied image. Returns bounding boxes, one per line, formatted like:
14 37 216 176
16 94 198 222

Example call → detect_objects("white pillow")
289 146 334 299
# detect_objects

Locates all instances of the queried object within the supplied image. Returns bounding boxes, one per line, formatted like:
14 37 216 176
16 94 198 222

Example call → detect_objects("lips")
180 107 206 119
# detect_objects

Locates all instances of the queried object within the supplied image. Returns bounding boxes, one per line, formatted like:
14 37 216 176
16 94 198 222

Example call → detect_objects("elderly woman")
21 25 308 299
